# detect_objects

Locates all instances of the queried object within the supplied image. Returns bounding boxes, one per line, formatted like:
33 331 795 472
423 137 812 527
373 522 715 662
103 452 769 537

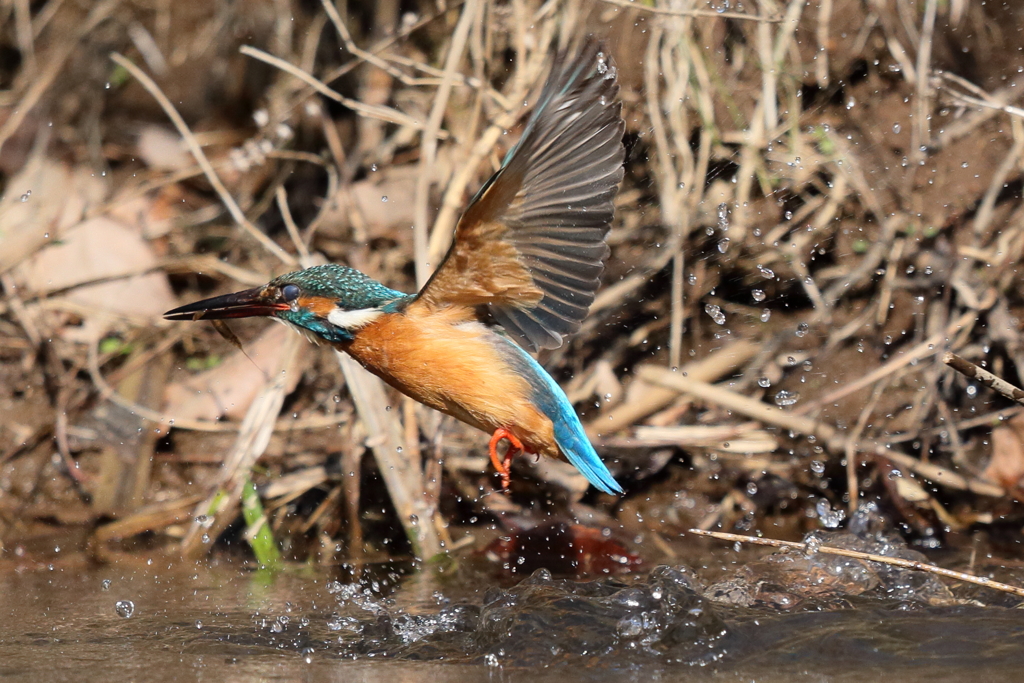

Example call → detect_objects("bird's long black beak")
164 287 290 321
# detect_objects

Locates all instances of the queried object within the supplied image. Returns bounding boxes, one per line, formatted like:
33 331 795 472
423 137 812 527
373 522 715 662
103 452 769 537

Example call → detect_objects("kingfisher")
165 39 625 494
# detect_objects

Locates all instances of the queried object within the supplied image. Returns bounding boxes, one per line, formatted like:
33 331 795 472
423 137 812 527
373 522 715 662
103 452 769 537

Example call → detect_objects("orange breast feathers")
337 305 559 459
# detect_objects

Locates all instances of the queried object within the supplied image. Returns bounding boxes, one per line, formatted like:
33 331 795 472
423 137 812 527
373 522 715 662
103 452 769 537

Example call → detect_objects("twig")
690 528 1024 599
109 52 296 266
944 352 1024 406
238 45 443 138
597 0 780 22
275 186 311 263
412 0 479 287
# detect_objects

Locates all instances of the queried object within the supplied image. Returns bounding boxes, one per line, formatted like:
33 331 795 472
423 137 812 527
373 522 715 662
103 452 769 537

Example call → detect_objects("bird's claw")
489 427 524 492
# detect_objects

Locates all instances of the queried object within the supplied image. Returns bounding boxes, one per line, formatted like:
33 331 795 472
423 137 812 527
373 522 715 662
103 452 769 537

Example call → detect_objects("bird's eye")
281 284 300 302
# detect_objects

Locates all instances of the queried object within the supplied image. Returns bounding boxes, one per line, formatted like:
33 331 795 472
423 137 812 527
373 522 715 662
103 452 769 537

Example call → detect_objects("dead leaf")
0 155 107 275
15 216 176 323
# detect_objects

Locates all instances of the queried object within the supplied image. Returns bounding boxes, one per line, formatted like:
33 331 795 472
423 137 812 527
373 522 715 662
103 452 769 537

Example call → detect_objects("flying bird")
165 39 626 494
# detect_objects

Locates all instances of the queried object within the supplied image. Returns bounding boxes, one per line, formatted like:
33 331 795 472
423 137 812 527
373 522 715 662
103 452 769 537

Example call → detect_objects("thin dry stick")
597 0 779 21
944 352 1024 406
239 45 441 137
844 378 889 513
910 0 938 164
275 186 311 263
690 528 1024 599
109 52 296 266
644 22 684 369
413 0 479 287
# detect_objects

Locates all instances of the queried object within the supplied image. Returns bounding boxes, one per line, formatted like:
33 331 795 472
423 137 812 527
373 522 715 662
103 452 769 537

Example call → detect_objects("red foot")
489 427 524 492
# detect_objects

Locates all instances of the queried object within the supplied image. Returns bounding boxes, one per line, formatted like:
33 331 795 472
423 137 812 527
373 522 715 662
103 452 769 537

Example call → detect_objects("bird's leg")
489 427 524 491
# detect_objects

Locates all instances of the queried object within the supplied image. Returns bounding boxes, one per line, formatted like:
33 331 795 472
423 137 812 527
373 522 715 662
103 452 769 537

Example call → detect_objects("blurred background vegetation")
2 0 1024 578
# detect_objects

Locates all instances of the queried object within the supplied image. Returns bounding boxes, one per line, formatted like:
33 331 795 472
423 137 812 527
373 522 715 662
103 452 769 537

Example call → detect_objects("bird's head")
164 264 408 344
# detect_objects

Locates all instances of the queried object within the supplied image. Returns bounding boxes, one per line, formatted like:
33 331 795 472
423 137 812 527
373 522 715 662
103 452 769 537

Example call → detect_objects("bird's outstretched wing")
414 38 625 351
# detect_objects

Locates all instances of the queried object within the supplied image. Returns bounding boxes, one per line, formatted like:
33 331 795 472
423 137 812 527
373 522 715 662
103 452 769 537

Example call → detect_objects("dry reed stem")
690 528 1024 599
598 0 780 22
335 352 442 559
413 0 479 287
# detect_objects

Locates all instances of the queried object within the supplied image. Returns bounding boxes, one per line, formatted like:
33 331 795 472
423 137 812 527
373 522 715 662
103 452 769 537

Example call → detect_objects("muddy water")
2 552 1024 683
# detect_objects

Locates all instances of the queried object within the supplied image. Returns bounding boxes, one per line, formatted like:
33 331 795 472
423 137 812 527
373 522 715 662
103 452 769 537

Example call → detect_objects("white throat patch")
327 307 383 331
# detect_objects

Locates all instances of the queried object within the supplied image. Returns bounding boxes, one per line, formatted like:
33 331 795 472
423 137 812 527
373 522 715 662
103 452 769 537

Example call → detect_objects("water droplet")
195 620 203 629
795 322 809 338
717 237 730 253
115 600 135 618
810 460 825 474
774 390 799 406
752 289 766 302
704 304 726 325
757 265 775 279
760 309 771 322
845 97 856 110
746 482 758 496
758 377 771 388
370 164 378 172
101 579 111 591
20 190 31 202
892 123 901 134
966 384 977 398
687 273 697 285
717 203 730 232
381 195 388 202
815 499 845 528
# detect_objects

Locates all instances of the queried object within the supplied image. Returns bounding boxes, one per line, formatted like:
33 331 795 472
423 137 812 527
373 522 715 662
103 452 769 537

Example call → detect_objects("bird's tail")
498 337 623 494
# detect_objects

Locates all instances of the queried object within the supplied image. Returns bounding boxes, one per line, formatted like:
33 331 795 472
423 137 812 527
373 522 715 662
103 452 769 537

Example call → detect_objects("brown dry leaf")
983 413 1024 492
162 324 303 423
15 216 176 323
0 155 107 275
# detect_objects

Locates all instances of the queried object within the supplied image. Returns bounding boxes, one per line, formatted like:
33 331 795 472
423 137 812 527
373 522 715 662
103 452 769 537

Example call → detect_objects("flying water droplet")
704 304 726 325
752 289 766 302
115 600 135 618
760 309 771 322
757 377 771 388
757 265 775 279
20 190 31 202
795 322 809 337
774 390 799 406
816 499 845 528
